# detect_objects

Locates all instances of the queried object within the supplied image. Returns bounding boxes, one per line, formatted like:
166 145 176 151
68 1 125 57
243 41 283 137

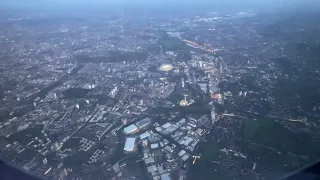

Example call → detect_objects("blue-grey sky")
1 0 317 12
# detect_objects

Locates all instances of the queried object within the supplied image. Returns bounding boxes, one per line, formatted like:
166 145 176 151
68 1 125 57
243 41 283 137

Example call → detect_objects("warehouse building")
124 137 137 152
136 117 152 129
123 124 139 135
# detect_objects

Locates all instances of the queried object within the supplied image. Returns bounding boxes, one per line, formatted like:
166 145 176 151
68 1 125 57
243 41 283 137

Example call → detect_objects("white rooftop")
182 154 189 161
161 173 170 180
124 137 136 152
140 131 151 140
150 143 159 149
178 150 186 157
123 124 138 134
162 122 172 129
144 157 155 164
177 118 186 126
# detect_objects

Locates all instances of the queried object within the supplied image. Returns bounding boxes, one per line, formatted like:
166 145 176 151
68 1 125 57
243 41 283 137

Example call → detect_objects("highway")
167 32 217 54
182 39 217 54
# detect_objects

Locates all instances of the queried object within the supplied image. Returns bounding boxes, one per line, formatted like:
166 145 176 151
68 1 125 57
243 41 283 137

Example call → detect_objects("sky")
0 0 291 8
1 0 318 12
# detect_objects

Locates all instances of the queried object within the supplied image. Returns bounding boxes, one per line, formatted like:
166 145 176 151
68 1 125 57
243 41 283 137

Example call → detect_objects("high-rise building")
211 108 217 125
181 77 185 88
113 162 120 173
63 168 68 176
187 72 191 82
109 86 118 98
42 158 47 165
59 168 68 180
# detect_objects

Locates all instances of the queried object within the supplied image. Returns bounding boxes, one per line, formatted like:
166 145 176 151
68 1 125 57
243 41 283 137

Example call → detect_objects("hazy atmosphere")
1 0 320 180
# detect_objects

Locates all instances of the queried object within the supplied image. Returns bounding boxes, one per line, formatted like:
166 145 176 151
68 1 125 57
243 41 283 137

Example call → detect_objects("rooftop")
136 117 152 129
123 124 138 134
124 137 136 152
140 131 151 140
161 173 171 180
162 122 172 129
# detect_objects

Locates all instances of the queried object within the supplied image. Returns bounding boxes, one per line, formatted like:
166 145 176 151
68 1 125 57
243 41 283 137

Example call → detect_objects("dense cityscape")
1 1 320 180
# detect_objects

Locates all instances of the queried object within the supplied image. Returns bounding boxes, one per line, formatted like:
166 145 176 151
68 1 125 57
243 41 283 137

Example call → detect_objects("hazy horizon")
1 0 314 11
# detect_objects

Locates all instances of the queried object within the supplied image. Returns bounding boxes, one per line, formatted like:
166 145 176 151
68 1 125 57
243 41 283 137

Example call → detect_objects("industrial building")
140 131 151 140
123 124 139 134
135 117 152 129
124 137 137 152
160 173 171 180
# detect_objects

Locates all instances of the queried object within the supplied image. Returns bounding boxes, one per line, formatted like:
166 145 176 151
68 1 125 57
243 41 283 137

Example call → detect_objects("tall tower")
193 72 196 83
211 107 217 125
42 158 48 165
187 72 191 82
181 77 185 88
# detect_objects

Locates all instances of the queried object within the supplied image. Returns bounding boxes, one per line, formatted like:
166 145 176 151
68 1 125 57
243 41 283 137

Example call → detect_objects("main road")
167 32 217 54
